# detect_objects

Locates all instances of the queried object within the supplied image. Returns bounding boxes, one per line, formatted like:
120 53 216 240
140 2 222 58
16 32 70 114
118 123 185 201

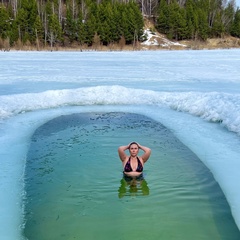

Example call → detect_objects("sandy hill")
141 19 240 50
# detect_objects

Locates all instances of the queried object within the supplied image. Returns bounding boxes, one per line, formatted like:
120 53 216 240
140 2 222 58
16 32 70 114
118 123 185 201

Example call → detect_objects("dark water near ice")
24 112 240 240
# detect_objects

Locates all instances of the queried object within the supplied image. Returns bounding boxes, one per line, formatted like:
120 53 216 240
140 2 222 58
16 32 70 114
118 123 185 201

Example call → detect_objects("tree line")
0 0 239 49
156 0 240 40
0 0 144 49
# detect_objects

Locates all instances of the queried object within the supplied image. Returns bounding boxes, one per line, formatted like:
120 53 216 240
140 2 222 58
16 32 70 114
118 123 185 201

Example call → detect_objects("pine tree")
197 8 209 40
120 7 133 43
48 13 63 48
111 3 122 42
119 2 144 44
130 1 144 41
231 8 240 37
13 0 39 44
77 11 87 47
45 0 53 18
211 11 224 37
98 3 112 45
176 7 187 40
16 8 28 43
65 8 77 42
9 17 19 45
34 15 44 46
156 0 170 34
106 2 119 44
85 13 97 45
0 5 10 39
185 0 195 39
166 1 187 40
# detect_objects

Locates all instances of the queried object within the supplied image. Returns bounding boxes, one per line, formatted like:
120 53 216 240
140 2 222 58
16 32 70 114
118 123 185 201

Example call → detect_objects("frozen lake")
1 50 240 239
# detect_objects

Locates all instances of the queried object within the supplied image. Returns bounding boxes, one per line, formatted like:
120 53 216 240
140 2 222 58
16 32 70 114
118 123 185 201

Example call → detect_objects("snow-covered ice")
0 49 240 239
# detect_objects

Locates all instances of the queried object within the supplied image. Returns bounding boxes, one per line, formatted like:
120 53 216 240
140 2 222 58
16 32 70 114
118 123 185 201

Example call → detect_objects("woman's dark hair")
129 142 139 148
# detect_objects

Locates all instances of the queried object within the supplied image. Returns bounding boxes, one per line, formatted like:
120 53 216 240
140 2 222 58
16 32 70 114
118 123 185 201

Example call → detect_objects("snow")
0 49 240 239
1 88 240 135
141 29 187 48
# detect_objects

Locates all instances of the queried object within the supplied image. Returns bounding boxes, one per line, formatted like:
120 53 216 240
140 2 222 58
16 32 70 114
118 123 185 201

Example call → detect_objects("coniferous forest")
0 0 240 49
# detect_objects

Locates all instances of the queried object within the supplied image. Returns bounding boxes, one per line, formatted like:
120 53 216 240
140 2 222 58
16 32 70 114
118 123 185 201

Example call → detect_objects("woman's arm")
138 144 151 163
118 145 129 162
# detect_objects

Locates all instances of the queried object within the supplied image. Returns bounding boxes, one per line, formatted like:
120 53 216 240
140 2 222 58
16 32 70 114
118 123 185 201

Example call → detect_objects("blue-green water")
24 112 240 240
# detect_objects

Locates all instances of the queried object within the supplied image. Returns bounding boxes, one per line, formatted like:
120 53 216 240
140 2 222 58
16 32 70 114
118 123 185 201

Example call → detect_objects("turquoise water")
24 112 240 240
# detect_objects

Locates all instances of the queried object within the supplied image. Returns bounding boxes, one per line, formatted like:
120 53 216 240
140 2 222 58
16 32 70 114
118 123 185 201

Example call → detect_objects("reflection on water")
118 174 150 198
24 112 240 240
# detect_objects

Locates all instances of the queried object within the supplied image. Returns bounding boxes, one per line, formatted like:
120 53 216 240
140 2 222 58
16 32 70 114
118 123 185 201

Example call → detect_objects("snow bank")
1 86 240 135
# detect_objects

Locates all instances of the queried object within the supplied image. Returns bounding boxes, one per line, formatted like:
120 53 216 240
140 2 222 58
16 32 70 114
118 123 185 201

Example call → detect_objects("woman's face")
129 144 139 157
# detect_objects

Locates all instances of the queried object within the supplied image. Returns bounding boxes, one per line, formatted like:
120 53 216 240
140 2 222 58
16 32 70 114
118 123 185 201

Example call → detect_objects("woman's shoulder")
122 156 130 163
138 156 145 164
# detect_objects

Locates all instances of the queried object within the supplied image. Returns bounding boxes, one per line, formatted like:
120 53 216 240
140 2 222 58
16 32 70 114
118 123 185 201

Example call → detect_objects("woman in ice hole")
118 142 151 178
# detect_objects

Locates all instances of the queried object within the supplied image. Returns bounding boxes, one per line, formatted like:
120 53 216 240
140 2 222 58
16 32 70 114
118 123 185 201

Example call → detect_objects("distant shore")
1 36 240 52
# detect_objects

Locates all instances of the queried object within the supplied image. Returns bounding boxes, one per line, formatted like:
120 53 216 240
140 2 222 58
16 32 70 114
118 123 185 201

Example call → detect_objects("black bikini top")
124 157 143 172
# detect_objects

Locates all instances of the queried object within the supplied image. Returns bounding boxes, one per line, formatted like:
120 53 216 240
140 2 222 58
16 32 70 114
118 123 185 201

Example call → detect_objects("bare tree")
178 0 186 8
72 0 75 18
138 0 158 17
221 0 236 31
10 0 18 18
49 31 55 50
92 32 101 50
119 36 126 50
81 0 88 21
35 28 40 50
44 11 48 46
58 0 63 24
208 0 220 28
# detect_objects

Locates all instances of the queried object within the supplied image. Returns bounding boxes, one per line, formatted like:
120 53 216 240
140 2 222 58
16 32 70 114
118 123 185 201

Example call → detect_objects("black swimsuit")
124 157 143 172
